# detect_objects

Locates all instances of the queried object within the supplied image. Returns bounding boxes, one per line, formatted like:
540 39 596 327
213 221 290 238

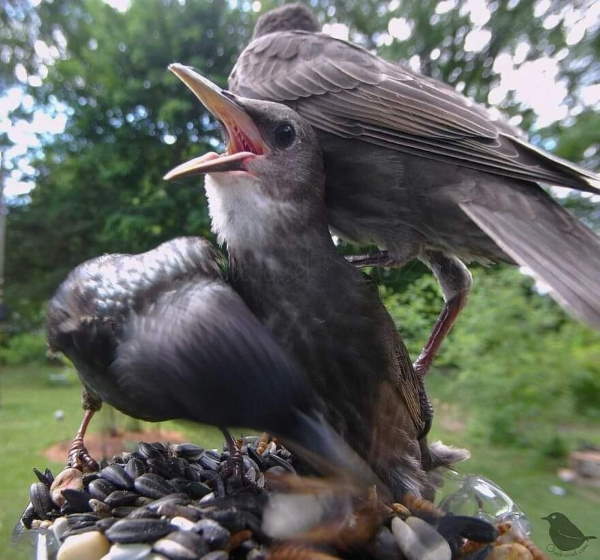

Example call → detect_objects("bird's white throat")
204 173 299 250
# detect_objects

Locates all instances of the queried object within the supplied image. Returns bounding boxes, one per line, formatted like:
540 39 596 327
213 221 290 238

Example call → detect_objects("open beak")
163 64 268 181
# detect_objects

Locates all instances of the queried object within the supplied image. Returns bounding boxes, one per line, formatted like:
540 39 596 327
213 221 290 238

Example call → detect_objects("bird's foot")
412 354 431 377
67 438 99 473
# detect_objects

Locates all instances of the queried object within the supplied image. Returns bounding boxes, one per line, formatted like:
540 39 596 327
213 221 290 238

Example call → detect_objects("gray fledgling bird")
164 66 466 498
47 236 374 484
229 3 600 375
542 512 596 551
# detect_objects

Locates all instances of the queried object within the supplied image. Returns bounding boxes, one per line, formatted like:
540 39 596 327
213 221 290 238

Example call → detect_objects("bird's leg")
414 252 472 376
345 250 397 268
67 389 102 472
220 428 245 485
257 432 271 455
347 248 470 376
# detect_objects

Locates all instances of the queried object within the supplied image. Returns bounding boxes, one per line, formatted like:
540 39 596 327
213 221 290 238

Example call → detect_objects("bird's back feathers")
230 30 599 193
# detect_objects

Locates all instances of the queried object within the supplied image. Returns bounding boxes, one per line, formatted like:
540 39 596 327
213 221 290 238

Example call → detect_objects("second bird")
230 4 600 375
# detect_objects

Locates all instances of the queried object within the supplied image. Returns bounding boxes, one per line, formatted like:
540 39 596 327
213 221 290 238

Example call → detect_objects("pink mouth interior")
226 122 265 156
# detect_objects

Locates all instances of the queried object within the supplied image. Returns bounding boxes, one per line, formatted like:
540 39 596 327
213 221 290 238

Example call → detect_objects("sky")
2 0 599 199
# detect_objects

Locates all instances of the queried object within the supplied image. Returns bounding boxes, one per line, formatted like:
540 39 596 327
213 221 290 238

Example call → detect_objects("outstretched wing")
230 31 599 192
111 279 313 430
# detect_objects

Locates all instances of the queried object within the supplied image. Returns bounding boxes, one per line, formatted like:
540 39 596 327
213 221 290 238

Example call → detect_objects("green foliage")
539 434 569 460
4 0 257 324
380 273 442 358
383 265 600 449
0 330 47 365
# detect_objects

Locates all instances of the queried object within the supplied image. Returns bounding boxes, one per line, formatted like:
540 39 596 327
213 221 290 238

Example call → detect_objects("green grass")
426 372 600 556
1 365 599 558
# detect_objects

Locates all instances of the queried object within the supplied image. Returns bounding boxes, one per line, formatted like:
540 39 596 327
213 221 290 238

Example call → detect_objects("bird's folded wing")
230 31 599 191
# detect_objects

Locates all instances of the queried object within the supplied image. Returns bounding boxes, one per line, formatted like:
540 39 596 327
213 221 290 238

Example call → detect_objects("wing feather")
230 31 600 192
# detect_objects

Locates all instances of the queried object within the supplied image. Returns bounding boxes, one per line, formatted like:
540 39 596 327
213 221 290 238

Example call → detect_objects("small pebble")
392 516 452 560
170 516 196 531
200 552 228 560
51 468 84 507
101 542 152 559
57 530 110 560
153 530 208 559
52 516 70 541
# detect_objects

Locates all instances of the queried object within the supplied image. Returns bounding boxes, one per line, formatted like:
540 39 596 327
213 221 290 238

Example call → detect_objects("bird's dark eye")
273 123 296 149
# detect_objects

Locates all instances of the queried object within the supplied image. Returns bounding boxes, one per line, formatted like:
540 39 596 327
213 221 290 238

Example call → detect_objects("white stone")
51 516 69 542
199 491 215 504
391 516 451 560
100 542 152 559
57 531 110 560
170 516 195 531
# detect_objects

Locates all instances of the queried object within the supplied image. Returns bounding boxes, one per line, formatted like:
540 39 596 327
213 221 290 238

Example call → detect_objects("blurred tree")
4 0 256 318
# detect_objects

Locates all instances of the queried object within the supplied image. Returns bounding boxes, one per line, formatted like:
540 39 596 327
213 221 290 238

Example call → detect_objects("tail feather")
458 181 600 329
282 410 385 495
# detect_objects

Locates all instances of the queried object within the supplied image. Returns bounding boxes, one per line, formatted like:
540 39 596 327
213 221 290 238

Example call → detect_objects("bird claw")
67 440 99 473
412 356 431 377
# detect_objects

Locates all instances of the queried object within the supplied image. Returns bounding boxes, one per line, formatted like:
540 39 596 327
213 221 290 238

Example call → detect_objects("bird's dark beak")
541 516 549 521
164 64 269 181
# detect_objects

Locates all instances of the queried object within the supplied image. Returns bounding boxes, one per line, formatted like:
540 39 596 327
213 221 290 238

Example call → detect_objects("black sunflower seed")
105 518 173 543
30 482 53 519
99 464 134 490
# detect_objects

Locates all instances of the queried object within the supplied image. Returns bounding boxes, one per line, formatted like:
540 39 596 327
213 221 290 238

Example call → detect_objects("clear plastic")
436 469 531 536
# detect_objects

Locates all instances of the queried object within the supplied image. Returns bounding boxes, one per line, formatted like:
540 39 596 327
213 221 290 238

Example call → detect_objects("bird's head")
542 512 567 524
252 3 319 38
164 64 326 247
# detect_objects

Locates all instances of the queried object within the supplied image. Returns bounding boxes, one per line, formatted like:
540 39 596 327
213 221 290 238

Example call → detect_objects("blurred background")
1 0 599 555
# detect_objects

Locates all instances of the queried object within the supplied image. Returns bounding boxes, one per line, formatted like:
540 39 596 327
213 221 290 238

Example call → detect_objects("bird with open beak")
164 64 467 499
229 4 600 376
